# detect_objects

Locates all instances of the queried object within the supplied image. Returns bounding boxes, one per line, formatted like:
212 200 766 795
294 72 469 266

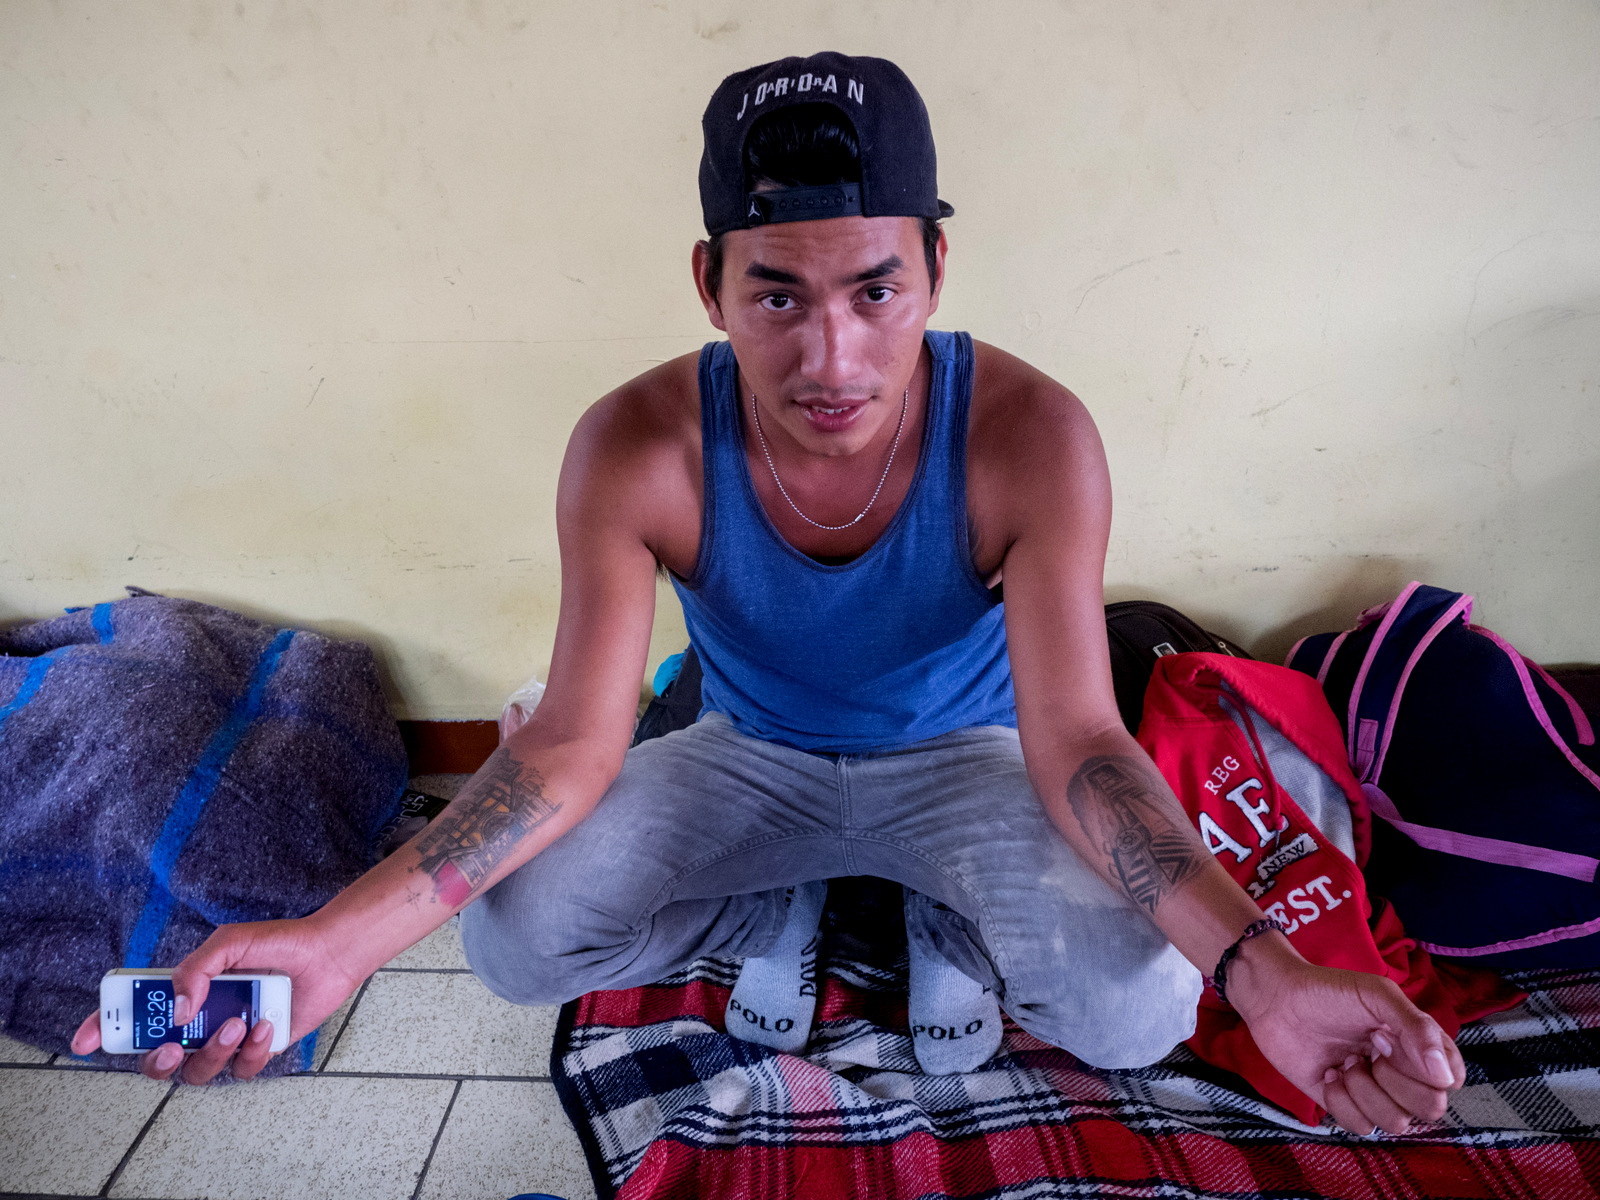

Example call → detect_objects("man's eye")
863 286 893 304
760 294 794 312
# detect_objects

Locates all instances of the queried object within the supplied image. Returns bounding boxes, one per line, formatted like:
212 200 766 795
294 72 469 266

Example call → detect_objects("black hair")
702 102 946 302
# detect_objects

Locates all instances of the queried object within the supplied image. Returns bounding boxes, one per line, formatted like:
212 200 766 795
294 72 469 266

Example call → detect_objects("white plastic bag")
498 674 546 743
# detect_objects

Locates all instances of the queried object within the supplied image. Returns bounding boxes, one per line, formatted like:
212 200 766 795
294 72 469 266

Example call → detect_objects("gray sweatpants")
460 713 1200 1068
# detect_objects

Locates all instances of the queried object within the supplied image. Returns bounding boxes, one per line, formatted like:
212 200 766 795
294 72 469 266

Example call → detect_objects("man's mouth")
794 400 869 433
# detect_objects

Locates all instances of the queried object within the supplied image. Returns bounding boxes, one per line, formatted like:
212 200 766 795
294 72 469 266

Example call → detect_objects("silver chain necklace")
748 388 909 531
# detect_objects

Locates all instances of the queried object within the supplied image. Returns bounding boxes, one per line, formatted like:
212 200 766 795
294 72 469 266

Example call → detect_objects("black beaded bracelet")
1205 917 1289 1007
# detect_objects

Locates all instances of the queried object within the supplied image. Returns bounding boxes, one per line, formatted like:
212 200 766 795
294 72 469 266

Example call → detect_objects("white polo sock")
905 888 1003 1075
724 880 827 1054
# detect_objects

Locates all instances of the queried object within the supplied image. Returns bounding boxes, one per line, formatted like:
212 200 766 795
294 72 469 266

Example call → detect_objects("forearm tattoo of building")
414 749 561 900
1069 756 1203 915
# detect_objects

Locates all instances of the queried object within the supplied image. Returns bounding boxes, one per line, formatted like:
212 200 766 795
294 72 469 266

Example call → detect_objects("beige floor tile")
383 916 470 970
51 1053 119 1069
409 772 471 800
322 971 559 1077
108 1074 454 1200
308 989 362 1071
0 1067 168 1195
420 1081 595 1200
0 1032 52 1064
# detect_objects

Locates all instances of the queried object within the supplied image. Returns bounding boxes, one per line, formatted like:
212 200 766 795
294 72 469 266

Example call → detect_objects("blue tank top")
671 330 1016 753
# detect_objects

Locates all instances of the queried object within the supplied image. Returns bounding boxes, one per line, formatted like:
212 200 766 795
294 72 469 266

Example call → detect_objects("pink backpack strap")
1369 592 1475 782
1315 631 1350 687
1344 582 1422 771
1472 626 1600 789
1361 782 1600 883
1419 913 1600 958
1523 657 1595 747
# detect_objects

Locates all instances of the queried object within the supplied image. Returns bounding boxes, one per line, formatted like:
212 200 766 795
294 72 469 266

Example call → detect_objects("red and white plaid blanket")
552 948 1600 1200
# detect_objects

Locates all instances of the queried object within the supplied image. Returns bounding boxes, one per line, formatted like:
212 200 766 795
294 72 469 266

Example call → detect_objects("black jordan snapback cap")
699 51 953 237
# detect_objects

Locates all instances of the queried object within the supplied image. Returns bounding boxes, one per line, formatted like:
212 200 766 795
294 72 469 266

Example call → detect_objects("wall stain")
1073 249 1181 315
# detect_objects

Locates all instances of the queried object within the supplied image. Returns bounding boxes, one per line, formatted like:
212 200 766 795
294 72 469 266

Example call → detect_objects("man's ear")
692 240 728 332
928 225 948 316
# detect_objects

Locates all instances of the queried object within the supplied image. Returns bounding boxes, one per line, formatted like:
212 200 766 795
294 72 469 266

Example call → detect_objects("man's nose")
797 302 863 391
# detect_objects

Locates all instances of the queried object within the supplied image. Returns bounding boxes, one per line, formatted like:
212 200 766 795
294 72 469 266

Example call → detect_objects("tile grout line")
98 1079 179 1198
376 967 475 975
0 1062 164 1074
0 1062 553 1083
315 975 373 1072
409 1078 462 1200
319 1070 552 1082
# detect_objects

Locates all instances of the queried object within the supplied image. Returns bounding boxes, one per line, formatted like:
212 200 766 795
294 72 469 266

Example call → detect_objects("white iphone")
99 969 292 1055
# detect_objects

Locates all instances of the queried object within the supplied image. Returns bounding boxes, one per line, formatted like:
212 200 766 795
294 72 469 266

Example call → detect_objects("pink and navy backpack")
1287 582 1600 969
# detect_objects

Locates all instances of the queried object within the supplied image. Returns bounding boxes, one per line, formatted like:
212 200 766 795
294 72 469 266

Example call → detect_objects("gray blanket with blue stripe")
0 590 407 1070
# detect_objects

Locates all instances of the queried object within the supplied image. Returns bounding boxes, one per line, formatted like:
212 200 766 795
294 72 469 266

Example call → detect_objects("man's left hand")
1231 944 1465 1136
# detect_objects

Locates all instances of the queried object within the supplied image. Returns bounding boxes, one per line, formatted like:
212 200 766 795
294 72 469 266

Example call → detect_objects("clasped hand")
1237 956 1465 1136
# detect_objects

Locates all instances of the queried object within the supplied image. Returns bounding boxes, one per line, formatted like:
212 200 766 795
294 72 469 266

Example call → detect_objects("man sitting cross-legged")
75 52 1463 1139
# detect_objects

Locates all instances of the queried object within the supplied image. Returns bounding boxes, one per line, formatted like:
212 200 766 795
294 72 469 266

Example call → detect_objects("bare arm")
1064 753 1206 915
313 385 667 971
73 374 677 1082
978 350 1462 1133
988 382 1269 986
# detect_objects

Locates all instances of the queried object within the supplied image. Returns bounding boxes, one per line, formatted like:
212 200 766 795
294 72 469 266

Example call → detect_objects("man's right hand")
63 396 670 1083
70 915 364 1085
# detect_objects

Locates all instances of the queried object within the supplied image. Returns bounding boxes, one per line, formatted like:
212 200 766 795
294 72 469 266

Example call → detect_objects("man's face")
694 215 945 459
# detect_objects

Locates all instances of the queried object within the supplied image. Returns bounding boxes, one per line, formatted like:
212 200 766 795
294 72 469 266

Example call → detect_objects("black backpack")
631 645 705 747
635 601 1249 745
1105 600 1252 734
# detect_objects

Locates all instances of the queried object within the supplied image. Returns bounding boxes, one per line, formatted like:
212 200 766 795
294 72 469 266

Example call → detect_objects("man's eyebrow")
851 255 905 283
742 255 906 287
745 262 803 285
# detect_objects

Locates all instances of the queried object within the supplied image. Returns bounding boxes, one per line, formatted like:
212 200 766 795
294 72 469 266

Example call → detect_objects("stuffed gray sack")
0 589 407 1072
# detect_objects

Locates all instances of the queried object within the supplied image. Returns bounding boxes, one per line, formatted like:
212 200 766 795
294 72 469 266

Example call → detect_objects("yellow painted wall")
3 1 1596 718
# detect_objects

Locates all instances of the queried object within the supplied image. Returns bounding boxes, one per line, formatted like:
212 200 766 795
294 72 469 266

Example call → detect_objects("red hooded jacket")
1136 653 1523 1124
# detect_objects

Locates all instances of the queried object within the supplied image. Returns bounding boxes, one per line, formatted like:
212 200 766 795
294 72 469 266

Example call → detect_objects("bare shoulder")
968 340 1100 460
559 351 703 571
967 341 1109 551
565 352 700 471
